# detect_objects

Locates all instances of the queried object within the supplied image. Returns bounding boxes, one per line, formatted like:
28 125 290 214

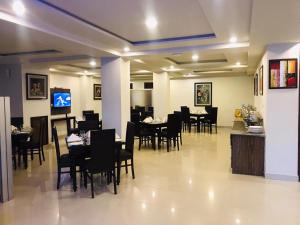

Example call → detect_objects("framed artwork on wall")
269 58 298 89
26 73 48 100
259 65 263 95
93 84 101 100
194 82 212 106
254 73 258 96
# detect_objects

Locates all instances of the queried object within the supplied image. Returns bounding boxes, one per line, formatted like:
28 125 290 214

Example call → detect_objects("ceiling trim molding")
29 54 91 63
37 0 216 46
165 57 227 65
66 64 101 70
0 49 60 57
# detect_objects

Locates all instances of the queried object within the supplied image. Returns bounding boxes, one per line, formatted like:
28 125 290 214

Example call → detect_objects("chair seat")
120 150 133 160
59 153 72 167
22 140 40 149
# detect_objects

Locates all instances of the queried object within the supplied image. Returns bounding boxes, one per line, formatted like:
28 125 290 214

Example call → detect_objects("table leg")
197 117 201 133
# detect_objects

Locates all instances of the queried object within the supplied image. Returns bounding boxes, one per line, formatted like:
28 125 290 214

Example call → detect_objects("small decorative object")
241 104 258 126
194 82 212 106
93 84 101 100
26 73 48 100
269 58 298 89
254 73 258 96
259 65 263 95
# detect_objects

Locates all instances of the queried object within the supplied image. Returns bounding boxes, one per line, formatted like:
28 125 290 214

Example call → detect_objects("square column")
101 57 130 139
153 72 170 119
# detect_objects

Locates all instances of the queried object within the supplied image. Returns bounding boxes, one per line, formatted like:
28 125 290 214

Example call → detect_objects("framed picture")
259 66 263 95
254 73 258 96
194 82 212 106
269 58 298 89
93 84 101 100
26 73 48 100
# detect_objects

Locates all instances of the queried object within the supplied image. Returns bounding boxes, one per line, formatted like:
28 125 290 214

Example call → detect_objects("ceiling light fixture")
192 54 199 61
145 17 158 29
170 65 174 69
12 1 26 16
124 47 130 52
89 60 96 67
230 36 237 43
236 61 241 66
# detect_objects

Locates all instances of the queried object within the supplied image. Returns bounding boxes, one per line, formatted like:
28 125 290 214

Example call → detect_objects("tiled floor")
1 128 300 225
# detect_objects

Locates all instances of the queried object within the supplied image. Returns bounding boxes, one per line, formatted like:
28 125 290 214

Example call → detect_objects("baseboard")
265 173 299 182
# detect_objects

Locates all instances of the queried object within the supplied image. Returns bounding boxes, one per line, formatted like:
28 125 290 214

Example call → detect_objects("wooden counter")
230 121 265 176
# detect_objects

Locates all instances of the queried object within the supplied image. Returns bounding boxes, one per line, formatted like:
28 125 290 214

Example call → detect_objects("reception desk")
230 121 265 176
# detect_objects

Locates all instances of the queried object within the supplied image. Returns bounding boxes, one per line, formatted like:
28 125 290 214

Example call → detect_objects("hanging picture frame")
259 65 263 95
93 84 102 100
26 73 48 100
254 73 258 96
194 82 212 106
269 58 298 89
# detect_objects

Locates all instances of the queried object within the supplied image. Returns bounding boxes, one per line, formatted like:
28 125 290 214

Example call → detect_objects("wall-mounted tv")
53 92 71 108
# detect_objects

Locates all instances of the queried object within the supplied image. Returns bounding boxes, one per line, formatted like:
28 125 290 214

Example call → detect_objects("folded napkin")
143 117 153 123
68 141 84 147
11 125 17 132
67 134 82 143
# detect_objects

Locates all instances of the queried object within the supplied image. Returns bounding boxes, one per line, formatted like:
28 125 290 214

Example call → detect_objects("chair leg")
113 169 117 195
177 138 180 151
138 137 142 150
117 161 121 185
57 168 61 189
91 173 94 198
38 148 42 165
31 149 34 160
167 138 170 152
180 133 182 145
41 145 45 161
125 160 128 174
84 171 87 189
131 158 135 179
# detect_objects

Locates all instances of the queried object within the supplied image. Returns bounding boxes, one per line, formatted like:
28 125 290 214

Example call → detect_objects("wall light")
230 36 237 43
89 60 96 67
192 54 199 61
124 47 130 52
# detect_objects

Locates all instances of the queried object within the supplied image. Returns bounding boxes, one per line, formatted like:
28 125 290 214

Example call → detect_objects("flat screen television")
53 92 71 108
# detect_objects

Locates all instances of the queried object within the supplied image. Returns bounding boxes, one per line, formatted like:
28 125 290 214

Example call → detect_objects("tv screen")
53 92 71 108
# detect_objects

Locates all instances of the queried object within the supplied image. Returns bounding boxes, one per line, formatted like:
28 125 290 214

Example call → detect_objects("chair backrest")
85 113 99 121
78 121 100 132
180 106 190 122
205 106 212 114
31 118 44 145
167 114 179 137
11 117 24 129
82 110 94 118
148 106 154 112
89 129 115 173
209 107 218 124
52 127 61 164
125 122 135 154
173 111 182 131
141 111 152 121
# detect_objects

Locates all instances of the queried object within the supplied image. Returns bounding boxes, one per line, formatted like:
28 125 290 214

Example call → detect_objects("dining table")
190 112 209 132
140 121 167 150
66 133 122 192
11 127 32 169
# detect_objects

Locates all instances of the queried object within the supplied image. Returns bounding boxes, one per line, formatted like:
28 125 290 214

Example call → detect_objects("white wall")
170 76 254 127
0 64 23 117
259 43 299 181
22 66 101 139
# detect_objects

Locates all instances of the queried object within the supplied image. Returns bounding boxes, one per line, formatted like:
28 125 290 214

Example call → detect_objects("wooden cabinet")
231 121 265 176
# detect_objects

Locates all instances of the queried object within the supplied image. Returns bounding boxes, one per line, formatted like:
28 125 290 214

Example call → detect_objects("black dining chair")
116 122 135 185
53 127 72 189
180 106 196 132
84 129 117 198
131 113 152 149
82 110 94 118
78 121 100 133
202 107 218 133
85 113 99 121
22 118 46 168
161 114 180 151
174 111 183 145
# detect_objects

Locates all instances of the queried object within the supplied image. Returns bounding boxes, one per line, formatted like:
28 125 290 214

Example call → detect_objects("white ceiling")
0 0 299 80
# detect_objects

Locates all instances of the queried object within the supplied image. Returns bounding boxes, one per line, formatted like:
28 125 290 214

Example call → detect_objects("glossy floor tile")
1 128 300 225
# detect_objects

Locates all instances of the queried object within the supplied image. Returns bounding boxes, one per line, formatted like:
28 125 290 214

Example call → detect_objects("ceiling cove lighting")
89 60 96 67
123 47 130 52
12 1 26 16
145 17 158 29
230 36 237 43
133 59 145 64
192 54 199 61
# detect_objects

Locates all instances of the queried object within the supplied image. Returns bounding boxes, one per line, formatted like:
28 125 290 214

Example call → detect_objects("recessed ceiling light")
236 61 241 66
230 36 237 43
235 218 241 224
12 1 26 16
89 60 96 67
145 17 158 29
170 65 174 69
192 54 199 61
124 47 130 52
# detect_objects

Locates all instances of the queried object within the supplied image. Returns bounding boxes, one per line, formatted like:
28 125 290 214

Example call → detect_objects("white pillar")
101 57 130 139
153 72 170 119
0 97 13 202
